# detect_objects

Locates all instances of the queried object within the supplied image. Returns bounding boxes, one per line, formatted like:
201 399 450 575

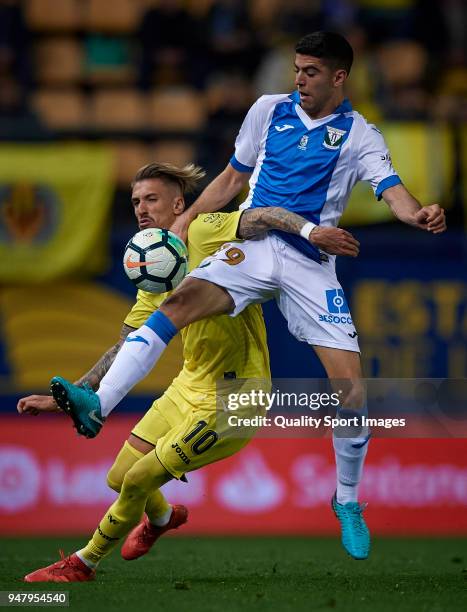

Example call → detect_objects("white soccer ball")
123 228 188 293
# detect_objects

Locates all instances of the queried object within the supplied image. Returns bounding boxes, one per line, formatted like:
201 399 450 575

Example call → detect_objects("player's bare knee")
339 380 365 410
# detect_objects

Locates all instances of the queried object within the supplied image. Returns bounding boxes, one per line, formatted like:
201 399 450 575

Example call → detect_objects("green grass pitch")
1 537 466 611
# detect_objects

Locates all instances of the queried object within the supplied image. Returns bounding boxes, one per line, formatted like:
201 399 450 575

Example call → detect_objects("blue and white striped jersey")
231 92 401 262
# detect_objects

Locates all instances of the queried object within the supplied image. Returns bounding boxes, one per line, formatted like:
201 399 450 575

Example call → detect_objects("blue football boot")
332 492 370 560
51 376 105 438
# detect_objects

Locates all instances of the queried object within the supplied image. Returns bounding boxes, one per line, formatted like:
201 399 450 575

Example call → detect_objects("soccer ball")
123 228 188 293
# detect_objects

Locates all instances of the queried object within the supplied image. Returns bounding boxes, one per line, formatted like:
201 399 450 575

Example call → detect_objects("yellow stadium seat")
152 141 196 167
112 141 197 187
26 0 82 30
35 37 83 85
359 0 412 8
83 0 143 33
32 89 87 128
249 0 281 26
112 141 151 187
85 65 135 87
377 41 427 87
90 89 148 130
149 88 206 131
461 126 467 227
186 0 215 17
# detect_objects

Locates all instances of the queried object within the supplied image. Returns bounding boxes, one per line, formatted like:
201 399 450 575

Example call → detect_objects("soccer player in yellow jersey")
19 162 359 582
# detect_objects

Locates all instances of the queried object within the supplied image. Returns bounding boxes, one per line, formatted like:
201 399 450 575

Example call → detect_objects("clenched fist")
308 226 360 257
17 394 61 416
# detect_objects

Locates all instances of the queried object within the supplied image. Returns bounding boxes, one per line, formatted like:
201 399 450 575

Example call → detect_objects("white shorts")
189 234 359 353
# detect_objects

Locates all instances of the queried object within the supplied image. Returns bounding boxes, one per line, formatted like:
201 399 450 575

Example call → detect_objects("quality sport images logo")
318 289 354 326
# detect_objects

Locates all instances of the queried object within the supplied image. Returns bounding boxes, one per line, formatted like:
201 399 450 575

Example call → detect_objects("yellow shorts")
131 392 189 446
131 380 268 479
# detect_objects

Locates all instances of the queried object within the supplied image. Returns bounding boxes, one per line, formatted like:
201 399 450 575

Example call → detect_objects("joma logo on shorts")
171 442 191 465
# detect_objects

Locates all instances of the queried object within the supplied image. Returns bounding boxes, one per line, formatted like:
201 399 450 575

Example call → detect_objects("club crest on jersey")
323 126 346 150
298 135 308 151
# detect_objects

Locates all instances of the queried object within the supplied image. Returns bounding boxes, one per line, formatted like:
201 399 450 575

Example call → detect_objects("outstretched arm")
74 323 135 390
382 184 446 233
170 164 250 241
17 323 136 415
238 207 360 257
190 164 249 217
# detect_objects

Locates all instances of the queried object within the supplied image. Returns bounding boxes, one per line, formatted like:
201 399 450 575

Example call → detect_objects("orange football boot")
24 551 95 582
121 505 188 560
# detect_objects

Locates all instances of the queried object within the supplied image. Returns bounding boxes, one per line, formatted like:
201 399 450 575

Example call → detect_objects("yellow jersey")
124 212 271 401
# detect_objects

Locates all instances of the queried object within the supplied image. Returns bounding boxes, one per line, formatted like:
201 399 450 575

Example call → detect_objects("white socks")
150 506 173 527
97 311 178 417
76 550 98 569
333 434 370 504
97 325 167 417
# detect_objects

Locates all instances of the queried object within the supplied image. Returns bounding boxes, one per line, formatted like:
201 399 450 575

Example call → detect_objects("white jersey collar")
290 92 352 131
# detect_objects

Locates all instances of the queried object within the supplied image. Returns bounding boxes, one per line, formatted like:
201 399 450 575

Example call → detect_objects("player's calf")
160 277 233 328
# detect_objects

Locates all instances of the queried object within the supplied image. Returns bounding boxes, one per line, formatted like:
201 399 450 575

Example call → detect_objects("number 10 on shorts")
182 420 218 454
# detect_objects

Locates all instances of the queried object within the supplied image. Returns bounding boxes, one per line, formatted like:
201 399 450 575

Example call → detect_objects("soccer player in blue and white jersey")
52 32 446 561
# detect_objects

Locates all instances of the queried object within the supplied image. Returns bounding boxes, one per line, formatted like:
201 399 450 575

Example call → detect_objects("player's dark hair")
132 162 206 195
295 32 353 74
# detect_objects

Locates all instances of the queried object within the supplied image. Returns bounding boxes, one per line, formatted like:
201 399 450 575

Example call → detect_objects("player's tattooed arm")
237 207 306 238
74 323 136 390
17 323 136 415
237 207 360 257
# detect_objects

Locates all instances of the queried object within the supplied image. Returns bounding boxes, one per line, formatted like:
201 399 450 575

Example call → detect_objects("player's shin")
333 407 370 504
107 441 172 523
77 452 171 568
97 311 177 417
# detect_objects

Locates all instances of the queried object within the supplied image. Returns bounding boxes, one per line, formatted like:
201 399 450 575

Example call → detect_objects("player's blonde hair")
132 162 206 195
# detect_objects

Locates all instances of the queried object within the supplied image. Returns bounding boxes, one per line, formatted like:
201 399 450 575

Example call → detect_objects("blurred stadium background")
0 0 466 543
